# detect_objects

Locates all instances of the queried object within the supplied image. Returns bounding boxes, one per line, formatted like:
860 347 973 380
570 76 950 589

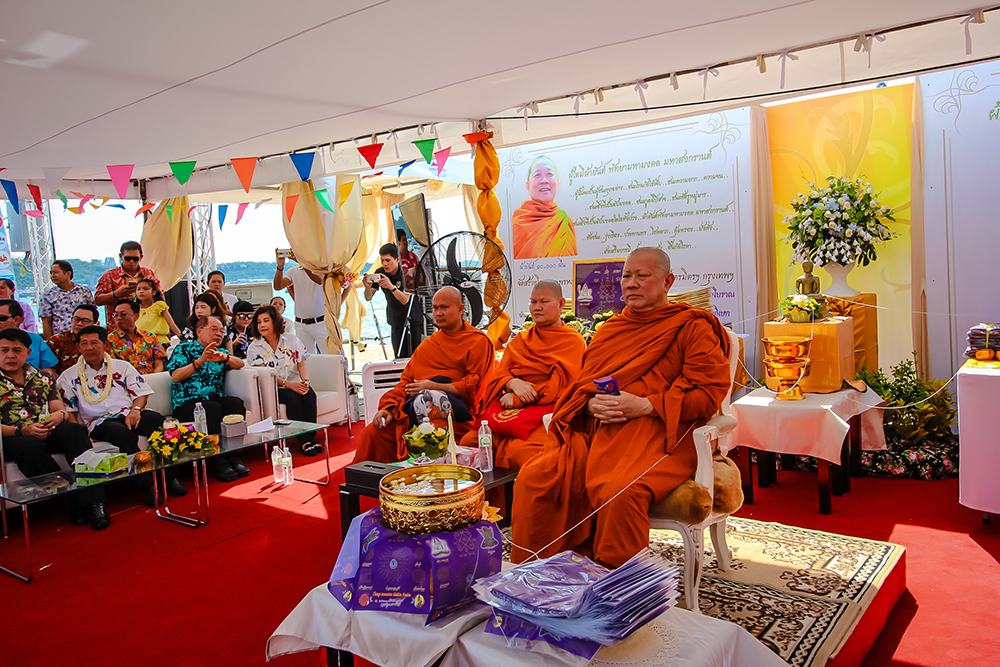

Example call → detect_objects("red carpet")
736 470 1000 666
3 431 998 667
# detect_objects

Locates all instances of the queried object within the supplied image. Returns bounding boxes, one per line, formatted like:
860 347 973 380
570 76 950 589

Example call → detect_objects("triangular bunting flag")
1 180 20 214
166 207 173 224
70 191 85 198
27 184 43 211
289 152 315 182
90 202 101 210
218 204 228 229
412 138 436 164
79 194 95 209
135 202 155 217
169 161 197 186
42 167 71 197
398 159 416 176
433 147 451 176
362 171 383 179
107 164 134 199
314 189 334 213
107 204 125 209
462 131 490 145
338 182 354 208
188 205 197 217
285 194 299 222
25 210 44 218
254 198 272 210
231 157 258 193
100 196 110 206
68 207 81 214
235 202 249 224
357 143 383 170
55 190 68 209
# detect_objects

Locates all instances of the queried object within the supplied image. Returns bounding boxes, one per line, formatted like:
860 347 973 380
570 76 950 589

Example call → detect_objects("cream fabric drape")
910 79 929 379
281 176 363 354
139 196 192 291
461 183 486 234
750 106 778 376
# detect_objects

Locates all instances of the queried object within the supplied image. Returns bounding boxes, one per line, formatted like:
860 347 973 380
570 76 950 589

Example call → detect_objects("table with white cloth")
268 584 787 667
730 386 886 514
957 362 1000 524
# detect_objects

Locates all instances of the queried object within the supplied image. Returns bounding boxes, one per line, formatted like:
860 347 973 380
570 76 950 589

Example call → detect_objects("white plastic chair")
361 359 409 425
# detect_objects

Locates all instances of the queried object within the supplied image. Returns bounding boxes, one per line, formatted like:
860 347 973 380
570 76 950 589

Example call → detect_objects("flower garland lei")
77 354 115 405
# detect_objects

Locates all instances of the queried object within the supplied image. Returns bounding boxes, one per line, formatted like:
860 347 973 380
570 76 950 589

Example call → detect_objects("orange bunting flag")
462 131 490 145
357 143 383 169
70 191 85 198
285 194 299 222
433 147 451 176
338 182 354 208
236 202 249 224
68 206 81 214
135 202 156 217
27 184 43 211
231 157 258 193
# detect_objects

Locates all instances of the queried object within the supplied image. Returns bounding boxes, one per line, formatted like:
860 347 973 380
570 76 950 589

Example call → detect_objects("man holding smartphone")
95 241 161 325
363 243 422 358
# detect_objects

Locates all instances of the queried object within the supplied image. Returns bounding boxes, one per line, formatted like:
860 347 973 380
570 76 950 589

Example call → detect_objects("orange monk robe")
511 304 731 568
511 199 577 260
459 323 586 469
352 321 495 464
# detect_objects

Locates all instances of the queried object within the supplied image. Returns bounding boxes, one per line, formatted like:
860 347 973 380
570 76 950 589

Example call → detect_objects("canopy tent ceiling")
0 0 995 197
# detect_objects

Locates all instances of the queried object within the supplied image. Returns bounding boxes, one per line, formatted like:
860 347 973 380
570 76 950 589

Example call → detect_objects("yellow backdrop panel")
767 84 913 370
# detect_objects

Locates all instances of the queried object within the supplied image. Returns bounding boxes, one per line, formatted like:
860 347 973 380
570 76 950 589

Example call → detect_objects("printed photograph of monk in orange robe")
512 156 578 259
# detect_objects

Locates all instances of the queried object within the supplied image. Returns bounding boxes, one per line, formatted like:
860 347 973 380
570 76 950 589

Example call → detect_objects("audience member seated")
57 326 187 506
0 278 38 334
458 280 585 469
39 260 95 339
246 305 321 456
168 315 247 482
174 292 234 355
0 299 57 375
134 278 180 345
270 296 296 337
94 240 161 325
352 287 495 464
208 270 238 311
511 248 732 568
230 300 255 359
0 328 110 530
108 300 166 374
47 304 99 374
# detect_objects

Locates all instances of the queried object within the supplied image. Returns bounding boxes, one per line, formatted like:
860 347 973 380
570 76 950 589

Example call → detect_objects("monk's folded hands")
587 391 655 423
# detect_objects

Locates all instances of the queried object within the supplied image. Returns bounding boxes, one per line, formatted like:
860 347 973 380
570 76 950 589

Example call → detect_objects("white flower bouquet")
784 176 896 267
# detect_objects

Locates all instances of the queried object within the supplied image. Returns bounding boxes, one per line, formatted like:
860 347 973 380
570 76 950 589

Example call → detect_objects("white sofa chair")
361 359 409 425
256 354 351 432
2 368 263 506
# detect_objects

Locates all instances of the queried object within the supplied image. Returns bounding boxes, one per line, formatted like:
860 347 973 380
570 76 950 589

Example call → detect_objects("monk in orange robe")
352 286 495 464
459 280 586 469
512 156 578 259
511 248 731 568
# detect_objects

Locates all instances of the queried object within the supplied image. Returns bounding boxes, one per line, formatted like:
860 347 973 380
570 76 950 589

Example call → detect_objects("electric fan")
414 231 511 329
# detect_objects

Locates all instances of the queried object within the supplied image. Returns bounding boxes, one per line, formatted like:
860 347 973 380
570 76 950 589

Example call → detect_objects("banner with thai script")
496 108 754 330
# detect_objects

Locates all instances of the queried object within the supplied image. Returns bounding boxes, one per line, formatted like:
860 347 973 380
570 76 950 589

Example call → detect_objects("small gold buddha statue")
795 261 821 295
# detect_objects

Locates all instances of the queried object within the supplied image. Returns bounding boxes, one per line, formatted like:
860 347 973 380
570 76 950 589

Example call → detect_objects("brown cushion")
649 457 744 524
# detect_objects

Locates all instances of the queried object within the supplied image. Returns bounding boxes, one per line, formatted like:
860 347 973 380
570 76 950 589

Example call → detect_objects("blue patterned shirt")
39 284 95 333
167 340 229 408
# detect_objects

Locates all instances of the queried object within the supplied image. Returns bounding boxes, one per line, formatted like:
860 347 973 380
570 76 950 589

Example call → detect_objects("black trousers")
89 411 174 487
3 421 106 506
278 387 318 443
389 312 423 359
173 396 246 435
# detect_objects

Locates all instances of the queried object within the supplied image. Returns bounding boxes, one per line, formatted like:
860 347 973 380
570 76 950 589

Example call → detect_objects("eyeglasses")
236 313 253 320
112 312 133 318
0 314 11 323
122 256 141 262
71 317 95 324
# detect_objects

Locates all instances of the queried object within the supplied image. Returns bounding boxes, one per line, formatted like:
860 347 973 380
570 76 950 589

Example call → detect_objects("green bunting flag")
169 161 197 185
412 138 436 164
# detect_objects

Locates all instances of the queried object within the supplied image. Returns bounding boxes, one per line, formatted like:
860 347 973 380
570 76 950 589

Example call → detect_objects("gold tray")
379 464 485 535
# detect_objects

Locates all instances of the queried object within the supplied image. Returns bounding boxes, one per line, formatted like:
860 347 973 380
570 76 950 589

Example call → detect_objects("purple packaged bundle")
484 608 601 660
593 376 620 395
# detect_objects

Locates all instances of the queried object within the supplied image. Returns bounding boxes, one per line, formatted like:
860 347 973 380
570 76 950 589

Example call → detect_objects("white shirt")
58 358 152 432
246 333 309 383
220 291 238 310
286 265 325 319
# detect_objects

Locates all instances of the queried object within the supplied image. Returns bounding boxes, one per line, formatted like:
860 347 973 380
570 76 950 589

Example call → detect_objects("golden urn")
762 336 812 400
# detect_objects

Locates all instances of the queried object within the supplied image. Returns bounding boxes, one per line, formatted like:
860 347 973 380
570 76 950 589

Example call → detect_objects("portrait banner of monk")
512 156 578 260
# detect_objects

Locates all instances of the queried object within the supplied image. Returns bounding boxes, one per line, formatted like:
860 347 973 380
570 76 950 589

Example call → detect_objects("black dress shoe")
166 478 188 497
144 485 163 508
89 503 111 531
212 459 238 483
69 505 89 526
229 454 250 478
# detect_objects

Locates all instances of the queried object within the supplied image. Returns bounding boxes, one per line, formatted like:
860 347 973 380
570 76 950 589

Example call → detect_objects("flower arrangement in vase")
780 295 823 323
784 176 896 295
402 421 450 460
147 418 214 463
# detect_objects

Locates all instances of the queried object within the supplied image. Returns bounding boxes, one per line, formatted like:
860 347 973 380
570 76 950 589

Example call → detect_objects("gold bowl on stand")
379 464 485 535
761 335 812 401
762 336 813 359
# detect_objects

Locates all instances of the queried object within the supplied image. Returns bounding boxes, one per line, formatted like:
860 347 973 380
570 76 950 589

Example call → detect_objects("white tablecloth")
269 585 788 667
730 387 886 464
440 607 788 667
957 363 1000 514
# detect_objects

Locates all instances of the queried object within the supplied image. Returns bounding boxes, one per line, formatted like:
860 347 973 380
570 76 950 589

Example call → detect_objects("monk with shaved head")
511 247 732 568
459 280 586 470
352 286 496 464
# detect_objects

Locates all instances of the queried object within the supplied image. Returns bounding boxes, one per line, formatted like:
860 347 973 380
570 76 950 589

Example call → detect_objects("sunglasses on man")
0 314 15 323
236 313 253 320
122 255 141 263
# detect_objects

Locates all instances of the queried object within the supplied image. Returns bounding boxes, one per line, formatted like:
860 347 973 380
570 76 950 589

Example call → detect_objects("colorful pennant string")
289 152 315 182
1 180 20 214
169 161 197 186
412 138 436 164
231 157 258 193
107 164 134 199
357 143 383 170
285 194 299 222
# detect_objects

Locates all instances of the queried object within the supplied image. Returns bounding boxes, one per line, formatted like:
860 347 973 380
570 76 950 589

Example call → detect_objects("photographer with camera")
363 243 422 359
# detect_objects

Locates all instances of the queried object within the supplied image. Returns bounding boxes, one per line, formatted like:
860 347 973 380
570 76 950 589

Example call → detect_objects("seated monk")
459 280 585 470
512 156 577 259
510 248 731 568
352 286 495 464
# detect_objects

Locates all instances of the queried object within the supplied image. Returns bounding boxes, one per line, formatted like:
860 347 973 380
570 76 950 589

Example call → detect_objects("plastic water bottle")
282 443 294 486
193 402 207 434
272 446 284 484
478 421 494 472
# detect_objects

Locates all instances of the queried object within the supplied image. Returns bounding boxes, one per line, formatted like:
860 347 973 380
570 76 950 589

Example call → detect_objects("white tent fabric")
0 1 996 197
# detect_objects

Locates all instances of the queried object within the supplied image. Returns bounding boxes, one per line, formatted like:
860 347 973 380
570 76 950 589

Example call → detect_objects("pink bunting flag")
106 164 134 199
135 202 155 217
361 171 384 179
235 202 249 224
285 194 299 222
188 205 197 217
25 210 44 218
27 184 43 211
433 147 451 176
79 194 95 209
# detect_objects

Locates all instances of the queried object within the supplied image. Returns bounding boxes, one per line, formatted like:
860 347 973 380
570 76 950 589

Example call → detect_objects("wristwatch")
15 426 22 437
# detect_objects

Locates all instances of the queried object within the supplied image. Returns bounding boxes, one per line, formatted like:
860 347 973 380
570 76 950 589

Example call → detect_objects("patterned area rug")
648 518 905 667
